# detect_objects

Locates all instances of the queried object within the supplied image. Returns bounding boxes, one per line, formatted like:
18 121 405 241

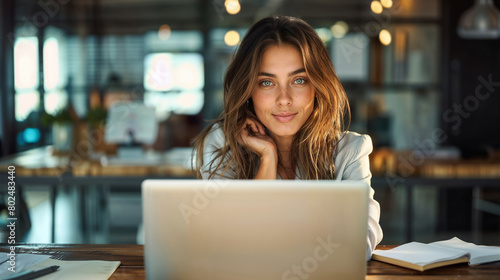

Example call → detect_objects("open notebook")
372 237 500 271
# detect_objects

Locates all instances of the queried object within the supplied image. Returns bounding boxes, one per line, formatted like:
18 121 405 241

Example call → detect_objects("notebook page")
25 258 120 280
0 253 51 278
431 237 500 265
373 242 468 266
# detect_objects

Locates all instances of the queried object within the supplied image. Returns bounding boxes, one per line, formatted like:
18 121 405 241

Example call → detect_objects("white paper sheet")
20 258 120 280
0 253 51 278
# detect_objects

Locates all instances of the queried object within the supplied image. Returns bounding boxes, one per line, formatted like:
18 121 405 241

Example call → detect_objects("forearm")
366 197 383 260
254 154 278 179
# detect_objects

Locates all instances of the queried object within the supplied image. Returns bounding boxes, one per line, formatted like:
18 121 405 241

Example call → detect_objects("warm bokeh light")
158 24 171 41
379 29 392 45
330 21 349 39
371 0 383 14
225 0 241 15
316 28 332 43
224 30 240 46
381 0 393 8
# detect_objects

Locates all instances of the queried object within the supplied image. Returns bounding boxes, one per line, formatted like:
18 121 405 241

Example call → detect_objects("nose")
276 85 293 106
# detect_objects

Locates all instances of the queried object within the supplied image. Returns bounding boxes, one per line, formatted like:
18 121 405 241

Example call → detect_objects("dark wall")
0 0 16 156
439 0 500 232
442 0 500 152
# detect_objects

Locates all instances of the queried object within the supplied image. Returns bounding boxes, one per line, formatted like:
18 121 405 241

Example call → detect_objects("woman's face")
251 44 315 141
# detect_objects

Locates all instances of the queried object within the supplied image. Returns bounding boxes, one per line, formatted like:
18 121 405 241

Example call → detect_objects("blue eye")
294 78 306 85
261 80 273 87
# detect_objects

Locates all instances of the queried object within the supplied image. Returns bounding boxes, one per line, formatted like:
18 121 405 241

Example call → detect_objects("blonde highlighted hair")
193 16 350 179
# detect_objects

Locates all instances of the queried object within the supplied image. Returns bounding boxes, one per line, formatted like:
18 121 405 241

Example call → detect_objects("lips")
272 112 297 123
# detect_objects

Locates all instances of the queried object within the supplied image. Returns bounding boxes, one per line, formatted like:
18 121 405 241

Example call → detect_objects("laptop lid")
142 180 369 280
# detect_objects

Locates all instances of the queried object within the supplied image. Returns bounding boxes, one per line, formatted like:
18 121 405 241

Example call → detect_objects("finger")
246 118 265 135
240 125 249 138
255 122 266 135
240 130 258 150
245 119 259 133
240 123 253 137
247 118 266 135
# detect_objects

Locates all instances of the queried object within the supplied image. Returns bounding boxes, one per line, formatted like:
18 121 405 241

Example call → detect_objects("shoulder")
334 131 373 170
204 122 225 148
200 122 237 179
333 131 373 181
335 131 373 157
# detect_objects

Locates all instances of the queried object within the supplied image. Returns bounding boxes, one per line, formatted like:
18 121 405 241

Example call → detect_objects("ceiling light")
381 0 393 9
224 30 240 46
330 21 349 39
457 0 500 39
158 24 171 41
371 1 383 14
316 28 332 42
226 0 241 15
379 29 392 45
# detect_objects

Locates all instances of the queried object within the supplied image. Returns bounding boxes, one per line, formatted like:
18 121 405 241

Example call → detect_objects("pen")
3 265 59 280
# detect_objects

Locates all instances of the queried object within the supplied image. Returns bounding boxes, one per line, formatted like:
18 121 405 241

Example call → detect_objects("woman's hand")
239 118 277 161
239 118 278 179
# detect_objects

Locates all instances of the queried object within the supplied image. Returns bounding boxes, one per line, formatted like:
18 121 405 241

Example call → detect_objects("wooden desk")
0 146 195 243
2 244 500 279
0 146 194 177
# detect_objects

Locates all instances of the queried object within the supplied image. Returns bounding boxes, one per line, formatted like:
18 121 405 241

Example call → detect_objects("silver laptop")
142 180 369 280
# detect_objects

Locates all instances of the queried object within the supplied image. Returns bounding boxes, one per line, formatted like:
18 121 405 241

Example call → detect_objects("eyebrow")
258 68 306 77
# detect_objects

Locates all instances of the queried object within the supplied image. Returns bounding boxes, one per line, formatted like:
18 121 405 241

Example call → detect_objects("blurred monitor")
104 102 158 145
143 53 204 92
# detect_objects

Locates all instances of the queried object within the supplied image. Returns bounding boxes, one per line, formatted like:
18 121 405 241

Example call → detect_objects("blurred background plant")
84 106 107 126
41 108 73 127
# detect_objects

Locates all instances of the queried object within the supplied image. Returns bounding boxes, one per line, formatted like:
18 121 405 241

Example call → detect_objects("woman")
193 16 382 260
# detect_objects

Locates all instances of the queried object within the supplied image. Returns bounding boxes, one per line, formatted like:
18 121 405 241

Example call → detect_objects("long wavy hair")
193 15 350 179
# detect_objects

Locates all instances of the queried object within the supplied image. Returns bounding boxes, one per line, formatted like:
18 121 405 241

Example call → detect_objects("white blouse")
201 124 383 261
